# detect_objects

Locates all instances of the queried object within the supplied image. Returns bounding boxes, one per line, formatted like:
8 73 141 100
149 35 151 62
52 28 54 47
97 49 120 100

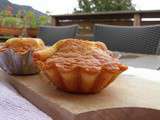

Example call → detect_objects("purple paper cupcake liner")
0 49 40 75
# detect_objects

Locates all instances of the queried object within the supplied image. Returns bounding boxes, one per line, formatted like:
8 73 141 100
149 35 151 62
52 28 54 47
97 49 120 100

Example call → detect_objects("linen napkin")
0 80 52 120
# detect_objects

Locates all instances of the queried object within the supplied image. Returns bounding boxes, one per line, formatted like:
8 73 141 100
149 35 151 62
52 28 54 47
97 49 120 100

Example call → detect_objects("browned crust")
33 39 128 93
33 39 127 73
44 67 119 93
0 37 45 54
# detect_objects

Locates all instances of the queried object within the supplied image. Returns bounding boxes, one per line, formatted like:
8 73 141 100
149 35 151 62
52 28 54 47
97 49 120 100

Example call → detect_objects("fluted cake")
0 37 45 75
33 39 128 93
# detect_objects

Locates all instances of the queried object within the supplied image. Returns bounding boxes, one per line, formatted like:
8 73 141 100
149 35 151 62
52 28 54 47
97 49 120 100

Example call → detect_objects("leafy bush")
2 17 17 28
24 11 38 28
0 10 49 28
1 17 23 28
39 16 48 26
0 16 3 26
24 11 49 28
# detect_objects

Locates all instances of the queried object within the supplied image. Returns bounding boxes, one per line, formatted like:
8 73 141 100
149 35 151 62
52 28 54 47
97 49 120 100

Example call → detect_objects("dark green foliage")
74 0 135 13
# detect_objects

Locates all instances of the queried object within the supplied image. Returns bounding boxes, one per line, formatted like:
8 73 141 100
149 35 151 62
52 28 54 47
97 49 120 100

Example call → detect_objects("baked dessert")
3 37 45 53
0 37 45 75
33 39 128 93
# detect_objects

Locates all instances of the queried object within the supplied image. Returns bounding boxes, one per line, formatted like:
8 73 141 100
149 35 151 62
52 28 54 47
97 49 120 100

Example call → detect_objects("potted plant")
0 9 24 37
24 11 48 37
0 17 23 37
0 10 49 38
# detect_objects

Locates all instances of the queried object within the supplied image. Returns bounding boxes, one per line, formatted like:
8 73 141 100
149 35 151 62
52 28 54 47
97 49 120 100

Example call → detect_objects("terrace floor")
119 52 160 70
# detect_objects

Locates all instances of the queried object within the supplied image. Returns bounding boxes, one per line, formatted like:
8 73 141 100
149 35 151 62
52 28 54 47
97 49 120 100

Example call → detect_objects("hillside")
0 0 45 16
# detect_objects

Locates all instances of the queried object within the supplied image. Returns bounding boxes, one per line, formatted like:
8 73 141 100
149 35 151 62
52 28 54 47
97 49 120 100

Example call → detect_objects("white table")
118 52 160 70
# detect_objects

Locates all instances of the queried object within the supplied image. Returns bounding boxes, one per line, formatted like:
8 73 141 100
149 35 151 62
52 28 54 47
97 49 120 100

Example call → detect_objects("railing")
51 10 160 35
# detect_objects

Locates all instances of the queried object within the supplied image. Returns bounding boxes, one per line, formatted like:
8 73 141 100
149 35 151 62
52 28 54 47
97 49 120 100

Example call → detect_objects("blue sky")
8 0 160 15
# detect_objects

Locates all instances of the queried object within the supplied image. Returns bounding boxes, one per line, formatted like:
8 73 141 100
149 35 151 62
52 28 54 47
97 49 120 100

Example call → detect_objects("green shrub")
1 17 23 28
24 11 49 28
24 11 38 28
0 10 50 28
39 16 48 26
0 16 3 26
2 17 17 27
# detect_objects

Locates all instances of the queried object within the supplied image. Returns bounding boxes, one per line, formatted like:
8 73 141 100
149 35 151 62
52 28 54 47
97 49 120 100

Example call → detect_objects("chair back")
93 24 160 54
38 25 78 45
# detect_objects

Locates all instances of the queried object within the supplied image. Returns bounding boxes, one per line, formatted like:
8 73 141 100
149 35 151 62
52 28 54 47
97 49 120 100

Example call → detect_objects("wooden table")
2 67 160 120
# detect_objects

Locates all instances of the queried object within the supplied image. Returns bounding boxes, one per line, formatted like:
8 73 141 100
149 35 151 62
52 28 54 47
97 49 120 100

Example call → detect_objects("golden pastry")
33 39 128 93
0 37 45 75
3 37 45 53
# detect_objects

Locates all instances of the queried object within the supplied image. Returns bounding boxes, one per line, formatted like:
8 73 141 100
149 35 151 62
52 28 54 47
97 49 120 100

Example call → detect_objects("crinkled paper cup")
0 49 40 75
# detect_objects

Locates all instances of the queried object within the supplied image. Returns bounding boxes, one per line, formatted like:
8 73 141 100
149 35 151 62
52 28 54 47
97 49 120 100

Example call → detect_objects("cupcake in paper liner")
0 38 45 75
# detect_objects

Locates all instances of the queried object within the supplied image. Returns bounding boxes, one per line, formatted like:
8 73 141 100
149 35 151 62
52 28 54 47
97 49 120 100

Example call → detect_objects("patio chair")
38 25 78 45
93 24 160 55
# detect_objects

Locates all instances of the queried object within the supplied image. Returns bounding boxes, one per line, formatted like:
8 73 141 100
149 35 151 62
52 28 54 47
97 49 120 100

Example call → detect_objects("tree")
74 0 135 13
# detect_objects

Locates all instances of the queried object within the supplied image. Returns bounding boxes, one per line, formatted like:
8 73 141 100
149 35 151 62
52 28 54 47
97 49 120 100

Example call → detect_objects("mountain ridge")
0 0 45 16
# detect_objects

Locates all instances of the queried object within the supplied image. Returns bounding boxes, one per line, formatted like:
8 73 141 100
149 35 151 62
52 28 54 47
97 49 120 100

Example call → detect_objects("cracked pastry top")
33 39 128 93
0 38 45 53
34 39 127 73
